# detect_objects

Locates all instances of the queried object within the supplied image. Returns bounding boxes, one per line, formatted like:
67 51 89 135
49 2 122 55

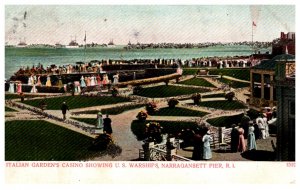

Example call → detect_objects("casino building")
249 32 295 111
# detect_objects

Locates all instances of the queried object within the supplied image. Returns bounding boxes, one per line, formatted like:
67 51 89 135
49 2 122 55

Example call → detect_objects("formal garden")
5 64 258 161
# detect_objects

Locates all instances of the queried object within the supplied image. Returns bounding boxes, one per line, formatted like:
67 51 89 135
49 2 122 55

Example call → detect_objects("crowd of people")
188 107 277 161
230 107 277 153
14 62 104 76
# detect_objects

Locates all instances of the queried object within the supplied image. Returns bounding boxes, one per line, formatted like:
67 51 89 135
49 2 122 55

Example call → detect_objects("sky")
5 4 295 45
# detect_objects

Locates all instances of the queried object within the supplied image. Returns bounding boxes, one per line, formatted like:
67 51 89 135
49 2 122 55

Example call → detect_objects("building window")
264 74 271 100
289 100 295 116
252 73 261 98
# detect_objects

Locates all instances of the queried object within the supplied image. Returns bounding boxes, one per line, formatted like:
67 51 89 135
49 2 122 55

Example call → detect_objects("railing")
139 138 192 161
149 147 167 161
154 143 167 151
172 154 192 161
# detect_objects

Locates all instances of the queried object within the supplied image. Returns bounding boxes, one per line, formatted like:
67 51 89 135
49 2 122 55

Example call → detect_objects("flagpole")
84 31 86 63
252 22 254 54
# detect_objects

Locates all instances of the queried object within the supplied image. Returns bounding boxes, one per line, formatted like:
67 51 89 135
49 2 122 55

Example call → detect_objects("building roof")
252 54 295 70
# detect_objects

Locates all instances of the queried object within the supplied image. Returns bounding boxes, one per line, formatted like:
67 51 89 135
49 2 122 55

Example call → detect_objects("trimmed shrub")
167 98 179 108
192 93 202 105
146 102 158 115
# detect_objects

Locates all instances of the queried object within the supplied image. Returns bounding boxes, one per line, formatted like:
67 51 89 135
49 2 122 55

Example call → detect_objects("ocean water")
5 45 270 79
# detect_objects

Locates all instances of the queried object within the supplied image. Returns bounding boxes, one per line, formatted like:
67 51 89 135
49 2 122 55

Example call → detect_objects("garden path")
223 75 250 83
202 77 223 88
90 107 144 161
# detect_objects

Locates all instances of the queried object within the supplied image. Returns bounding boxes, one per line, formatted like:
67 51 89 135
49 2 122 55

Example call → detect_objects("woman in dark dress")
192 129 203 160
230 124 239 152
103 114 112 135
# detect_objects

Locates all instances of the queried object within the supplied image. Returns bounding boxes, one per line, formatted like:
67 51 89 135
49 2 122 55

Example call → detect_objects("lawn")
182 68 199 75
22 95 131 110
151 107 209 117
217 77 249 88
73 103 146 115
131 120 199 141
197 100 247 110
5 107 17 112
208 68 250 81
206 113 244 128
134 85 210 98
179 78 216 87
71 117 97 126
5 120 96 161
202 93 225 99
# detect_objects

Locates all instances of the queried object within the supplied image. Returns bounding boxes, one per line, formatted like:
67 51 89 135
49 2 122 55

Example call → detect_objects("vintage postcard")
3 1 297 184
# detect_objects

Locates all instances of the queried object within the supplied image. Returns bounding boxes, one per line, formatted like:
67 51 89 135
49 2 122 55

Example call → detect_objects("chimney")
281 32 285 39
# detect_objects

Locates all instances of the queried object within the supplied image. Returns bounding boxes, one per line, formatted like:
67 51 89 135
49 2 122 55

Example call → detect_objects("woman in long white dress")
256 116 266 139
113 73 119 84
90 75 96 86
8 82 15 93
263 117 270 138
202 130 212 160
28 75 33 85
31 84 37 93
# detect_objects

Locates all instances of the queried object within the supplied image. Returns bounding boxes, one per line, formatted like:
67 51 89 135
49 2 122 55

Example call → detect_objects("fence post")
166 137 176 161
143 141 154 161
218 127 225 143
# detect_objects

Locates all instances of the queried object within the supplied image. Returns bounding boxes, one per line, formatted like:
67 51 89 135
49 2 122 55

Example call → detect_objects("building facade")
274 55 295 161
